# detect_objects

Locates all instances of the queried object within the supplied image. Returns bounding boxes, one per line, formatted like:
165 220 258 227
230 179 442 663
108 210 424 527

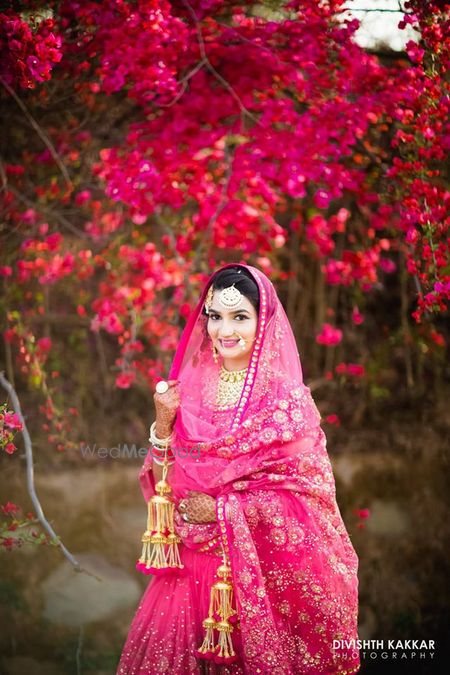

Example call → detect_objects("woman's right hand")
154 380 180 438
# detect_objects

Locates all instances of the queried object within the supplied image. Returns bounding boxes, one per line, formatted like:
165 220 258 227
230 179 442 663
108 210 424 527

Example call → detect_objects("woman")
117 263 360 674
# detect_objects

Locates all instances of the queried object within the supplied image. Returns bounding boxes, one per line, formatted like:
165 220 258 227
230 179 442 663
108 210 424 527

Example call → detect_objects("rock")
365 499 409 536
41 552 141 627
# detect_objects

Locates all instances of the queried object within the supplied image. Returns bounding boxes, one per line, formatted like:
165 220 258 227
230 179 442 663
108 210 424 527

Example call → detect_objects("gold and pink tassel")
136 466 184 576
195 559 239 664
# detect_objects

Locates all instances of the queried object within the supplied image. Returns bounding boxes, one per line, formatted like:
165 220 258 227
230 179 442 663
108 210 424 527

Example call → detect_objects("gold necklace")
216 365 248 409
219 364 248 383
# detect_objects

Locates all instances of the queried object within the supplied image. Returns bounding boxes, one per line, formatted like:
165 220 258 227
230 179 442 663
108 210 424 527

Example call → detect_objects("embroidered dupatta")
140 263 360 674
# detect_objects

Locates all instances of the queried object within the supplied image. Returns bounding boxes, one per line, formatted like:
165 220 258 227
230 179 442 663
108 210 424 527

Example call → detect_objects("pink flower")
434 281 450 294
22 209 37 224
106 313 124 334
380 258 396 274
351 307 364 325
347 363 365 377
37 337 52 353
131 212 147 225
316 323 343 346
1 502 20 516
116 371 136 389
46 233 62 251
405 40 425 64
4 441 18 455
314 189 331 209
3 412 23 430
0 266 12 276
75 190 91 206
356 508 370 519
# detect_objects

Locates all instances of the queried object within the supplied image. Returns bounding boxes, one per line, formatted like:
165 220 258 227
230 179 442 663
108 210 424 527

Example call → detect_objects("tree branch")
0 76 73 189
2 181 86 238
159 58 207 108
181 0 262 128
0 371 100 580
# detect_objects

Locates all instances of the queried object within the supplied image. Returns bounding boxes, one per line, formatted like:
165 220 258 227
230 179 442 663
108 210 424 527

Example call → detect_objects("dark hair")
206 266 259 314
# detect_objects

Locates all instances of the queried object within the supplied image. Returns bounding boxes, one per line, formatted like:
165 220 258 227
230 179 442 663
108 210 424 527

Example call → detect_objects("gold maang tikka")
204 284 245 314
218 284 244 310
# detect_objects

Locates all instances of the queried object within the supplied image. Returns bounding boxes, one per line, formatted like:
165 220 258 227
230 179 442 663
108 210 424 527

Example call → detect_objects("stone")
365 499 409 536
42 552 141 627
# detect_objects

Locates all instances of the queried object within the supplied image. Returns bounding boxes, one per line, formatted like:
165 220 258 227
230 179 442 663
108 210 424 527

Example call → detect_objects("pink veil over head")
170 262 304 435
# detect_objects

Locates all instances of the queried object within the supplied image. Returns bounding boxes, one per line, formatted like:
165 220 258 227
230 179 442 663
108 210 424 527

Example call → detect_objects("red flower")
430 330 445 347
325 414 341 426
4 442 17 455
347 363 365 377
1 502 20 516
116 371 136 389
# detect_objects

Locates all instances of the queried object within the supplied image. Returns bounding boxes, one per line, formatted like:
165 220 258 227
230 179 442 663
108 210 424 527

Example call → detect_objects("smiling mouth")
219 339 239 348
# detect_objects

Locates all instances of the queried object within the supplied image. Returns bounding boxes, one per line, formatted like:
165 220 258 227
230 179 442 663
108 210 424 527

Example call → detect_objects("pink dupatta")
140 263 360 674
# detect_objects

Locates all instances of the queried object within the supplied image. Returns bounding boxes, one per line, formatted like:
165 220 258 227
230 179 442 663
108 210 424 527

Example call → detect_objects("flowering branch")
181 0 261 129
0 371 100 579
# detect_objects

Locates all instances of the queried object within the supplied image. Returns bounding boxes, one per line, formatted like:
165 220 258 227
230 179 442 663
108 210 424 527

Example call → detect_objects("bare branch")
341 8 413 13
2 181 86 238
0 156 7 192
0 75 73 189
159 58 207 108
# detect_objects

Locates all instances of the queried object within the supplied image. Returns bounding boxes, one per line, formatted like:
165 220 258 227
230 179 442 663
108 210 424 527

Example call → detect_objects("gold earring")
212 343 219 364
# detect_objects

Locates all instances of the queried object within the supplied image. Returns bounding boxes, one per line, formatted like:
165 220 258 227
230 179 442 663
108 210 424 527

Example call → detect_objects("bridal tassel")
136 455 184 575
195 557 239 664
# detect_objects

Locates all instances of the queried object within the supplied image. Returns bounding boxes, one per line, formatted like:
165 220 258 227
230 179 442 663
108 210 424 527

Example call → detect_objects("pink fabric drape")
118 263 360 674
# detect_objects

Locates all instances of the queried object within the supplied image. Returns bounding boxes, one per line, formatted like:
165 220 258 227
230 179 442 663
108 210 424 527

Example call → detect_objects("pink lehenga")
117 263 361 674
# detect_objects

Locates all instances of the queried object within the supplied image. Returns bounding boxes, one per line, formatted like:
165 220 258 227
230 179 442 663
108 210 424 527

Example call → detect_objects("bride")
117 262 360 674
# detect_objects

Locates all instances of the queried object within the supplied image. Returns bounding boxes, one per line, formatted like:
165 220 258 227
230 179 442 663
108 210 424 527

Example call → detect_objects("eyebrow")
209 308 251 315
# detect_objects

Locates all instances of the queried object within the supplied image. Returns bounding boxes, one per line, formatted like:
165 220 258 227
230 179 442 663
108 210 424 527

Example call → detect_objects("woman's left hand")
178 491 216 524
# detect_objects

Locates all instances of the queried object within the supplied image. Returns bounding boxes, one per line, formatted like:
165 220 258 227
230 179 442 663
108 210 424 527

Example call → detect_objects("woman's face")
207 290 258 370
